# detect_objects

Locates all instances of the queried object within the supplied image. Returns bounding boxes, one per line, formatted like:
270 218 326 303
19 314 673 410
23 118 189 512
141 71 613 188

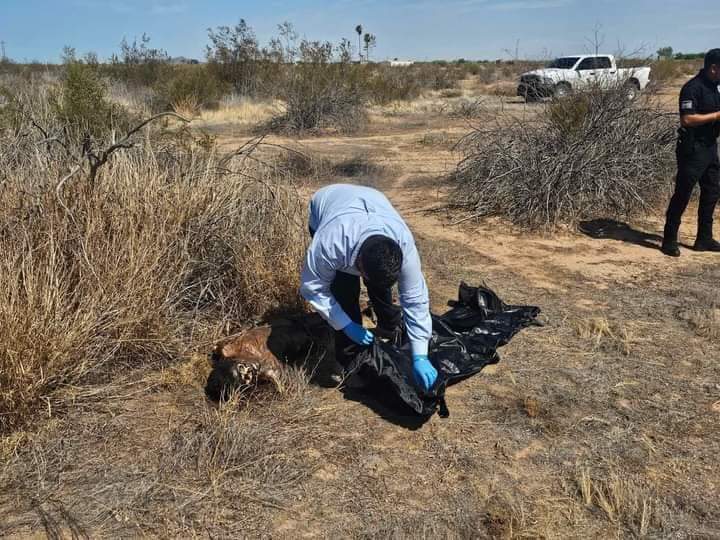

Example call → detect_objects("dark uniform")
663 70 720 249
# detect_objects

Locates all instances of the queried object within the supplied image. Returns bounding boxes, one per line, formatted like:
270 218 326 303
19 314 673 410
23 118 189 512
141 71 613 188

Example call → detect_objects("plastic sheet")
346 282 541 418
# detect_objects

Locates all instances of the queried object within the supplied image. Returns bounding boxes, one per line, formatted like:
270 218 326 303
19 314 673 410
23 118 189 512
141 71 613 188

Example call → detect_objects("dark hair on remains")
705 49 720 70
359 235 403 289
205 357 238 402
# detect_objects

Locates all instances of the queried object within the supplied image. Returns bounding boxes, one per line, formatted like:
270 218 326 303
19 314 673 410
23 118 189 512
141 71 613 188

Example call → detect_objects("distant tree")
278 21 299 63
338 38 353 64
116 34 169 65
355 25 363 61
363 33 376 62
206 19 261 93
674 52 705 60
657 46 674 60
61 46 77 64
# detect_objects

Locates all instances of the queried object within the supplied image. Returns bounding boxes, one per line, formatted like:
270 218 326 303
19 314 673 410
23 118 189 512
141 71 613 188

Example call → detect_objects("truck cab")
517 54 651 101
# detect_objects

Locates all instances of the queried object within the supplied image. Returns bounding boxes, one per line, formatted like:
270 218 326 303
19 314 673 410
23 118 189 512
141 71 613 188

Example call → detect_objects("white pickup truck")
517 54 652 101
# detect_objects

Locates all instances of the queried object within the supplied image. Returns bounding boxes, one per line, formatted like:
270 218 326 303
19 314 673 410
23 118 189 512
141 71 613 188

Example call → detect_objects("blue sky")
1 0 718 62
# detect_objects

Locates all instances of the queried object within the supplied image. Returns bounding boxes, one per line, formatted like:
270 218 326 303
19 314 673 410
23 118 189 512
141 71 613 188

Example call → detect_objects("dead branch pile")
449 85 677 229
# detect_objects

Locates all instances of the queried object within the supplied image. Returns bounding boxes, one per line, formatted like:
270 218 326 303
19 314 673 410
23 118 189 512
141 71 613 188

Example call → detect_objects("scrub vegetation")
1 21 717 539
449 84 677 229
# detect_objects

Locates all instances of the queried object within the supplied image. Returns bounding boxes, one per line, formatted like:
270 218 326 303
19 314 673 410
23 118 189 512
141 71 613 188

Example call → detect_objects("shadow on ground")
341 382 428 431
578 218 670 250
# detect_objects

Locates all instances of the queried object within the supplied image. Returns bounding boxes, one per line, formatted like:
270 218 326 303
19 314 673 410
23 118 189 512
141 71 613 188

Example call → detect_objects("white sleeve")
299 239 352 331
398 243 432 356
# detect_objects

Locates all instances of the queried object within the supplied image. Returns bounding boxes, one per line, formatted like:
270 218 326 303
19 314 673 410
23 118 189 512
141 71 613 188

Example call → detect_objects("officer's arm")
397 244 432 357
299 240 352 331
679 84 720 128
681 111 720 128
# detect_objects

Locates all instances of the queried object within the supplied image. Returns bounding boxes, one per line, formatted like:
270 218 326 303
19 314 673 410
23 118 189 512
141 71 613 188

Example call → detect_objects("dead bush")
449 84 676 229
450 98 486 119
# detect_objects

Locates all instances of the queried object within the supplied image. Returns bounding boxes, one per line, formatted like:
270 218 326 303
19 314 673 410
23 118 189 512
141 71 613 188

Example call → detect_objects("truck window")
577 58 596 71
595 57 612 69
547 57 580 69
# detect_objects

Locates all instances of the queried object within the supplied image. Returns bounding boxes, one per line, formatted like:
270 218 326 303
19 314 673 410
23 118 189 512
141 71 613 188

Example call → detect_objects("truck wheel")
625 81 640 101
553 83 571 100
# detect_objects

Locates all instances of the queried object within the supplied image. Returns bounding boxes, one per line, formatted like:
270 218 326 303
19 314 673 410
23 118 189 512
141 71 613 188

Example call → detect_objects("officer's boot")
661 222 681 257
693 219 720 252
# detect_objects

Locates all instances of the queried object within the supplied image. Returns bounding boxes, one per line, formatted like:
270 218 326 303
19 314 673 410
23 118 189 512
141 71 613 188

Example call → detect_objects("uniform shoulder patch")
681 100 694 110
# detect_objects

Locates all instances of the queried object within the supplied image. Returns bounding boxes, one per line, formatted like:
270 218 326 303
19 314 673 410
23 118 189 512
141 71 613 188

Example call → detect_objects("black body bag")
346 282 541 419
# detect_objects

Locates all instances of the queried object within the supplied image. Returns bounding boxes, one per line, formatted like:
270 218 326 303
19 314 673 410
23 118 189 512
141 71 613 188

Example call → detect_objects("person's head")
358 235 403 289
704 49 720 81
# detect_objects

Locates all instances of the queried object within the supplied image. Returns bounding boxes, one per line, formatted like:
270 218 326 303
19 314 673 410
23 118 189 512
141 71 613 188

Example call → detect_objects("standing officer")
662 48 720 257
300 183 438 392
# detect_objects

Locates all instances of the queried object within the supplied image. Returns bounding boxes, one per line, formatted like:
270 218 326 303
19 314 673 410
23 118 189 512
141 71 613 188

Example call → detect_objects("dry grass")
575 317 634 355
0 362 335 537
575 467 660 537
682 307 720 340
199 95 281 127
0 104 306 432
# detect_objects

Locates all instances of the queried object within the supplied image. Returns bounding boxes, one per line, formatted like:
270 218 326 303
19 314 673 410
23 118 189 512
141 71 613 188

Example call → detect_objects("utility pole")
1 41 6 61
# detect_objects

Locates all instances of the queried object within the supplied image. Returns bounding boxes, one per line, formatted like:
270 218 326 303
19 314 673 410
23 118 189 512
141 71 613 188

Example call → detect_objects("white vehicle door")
575 57 599 89
593 56 617 88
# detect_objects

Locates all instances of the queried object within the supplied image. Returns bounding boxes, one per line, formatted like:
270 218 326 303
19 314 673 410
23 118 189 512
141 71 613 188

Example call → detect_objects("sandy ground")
3 86 720 538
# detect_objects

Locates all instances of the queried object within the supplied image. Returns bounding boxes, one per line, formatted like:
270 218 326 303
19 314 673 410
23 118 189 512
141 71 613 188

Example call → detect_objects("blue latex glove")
343 322 375 346
413 355 438 391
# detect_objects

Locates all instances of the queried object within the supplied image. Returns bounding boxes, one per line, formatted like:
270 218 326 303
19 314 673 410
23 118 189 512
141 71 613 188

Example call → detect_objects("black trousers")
664 141 720 243
331 271 402 367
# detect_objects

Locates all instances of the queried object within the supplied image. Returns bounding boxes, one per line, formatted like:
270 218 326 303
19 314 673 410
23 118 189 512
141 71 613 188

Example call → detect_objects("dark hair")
205 357 239 402
359 235 403 289
705 49 720 70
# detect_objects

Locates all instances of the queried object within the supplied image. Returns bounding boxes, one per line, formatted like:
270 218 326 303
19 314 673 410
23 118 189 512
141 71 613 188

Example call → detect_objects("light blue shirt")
300 184 432 356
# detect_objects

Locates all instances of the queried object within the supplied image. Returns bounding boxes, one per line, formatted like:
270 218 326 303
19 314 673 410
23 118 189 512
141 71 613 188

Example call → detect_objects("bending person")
300 184 437 391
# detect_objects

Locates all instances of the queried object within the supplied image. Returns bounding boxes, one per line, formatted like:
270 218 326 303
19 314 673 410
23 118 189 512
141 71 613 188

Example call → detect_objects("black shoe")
661 242 680 257
693 238 720 252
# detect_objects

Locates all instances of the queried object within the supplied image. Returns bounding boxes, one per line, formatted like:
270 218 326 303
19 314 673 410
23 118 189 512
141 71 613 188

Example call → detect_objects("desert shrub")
0 86 24 133
440 88 463 99
366 65 423 104
417 62 461 90
650 59 682 85
450 98 485 119
449 84 677 229
0 95 306 432
206 19 265 96
103 34 172 87
266 42 367 135
153 64 229 114
51 61 132 137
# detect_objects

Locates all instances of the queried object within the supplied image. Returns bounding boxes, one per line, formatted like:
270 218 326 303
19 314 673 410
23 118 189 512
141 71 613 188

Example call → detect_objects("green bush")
52 62 131 137
366 66 422 104
267 42 368 135
153 64 229 112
